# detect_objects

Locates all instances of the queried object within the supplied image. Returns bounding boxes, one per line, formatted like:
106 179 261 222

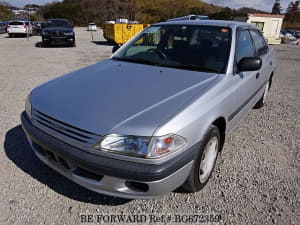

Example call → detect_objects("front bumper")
42 35 75 44
8 31 26 34
21 112 197 199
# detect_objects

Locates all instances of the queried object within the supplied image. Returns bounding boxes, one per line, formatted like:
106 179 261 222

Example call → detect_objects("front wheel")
254 80 270 109
182 125 220 192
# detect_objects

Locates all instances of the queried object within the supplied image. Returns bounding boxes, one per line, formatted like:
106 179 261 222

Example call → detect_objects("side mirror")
237 57 262 72
112 45 120 53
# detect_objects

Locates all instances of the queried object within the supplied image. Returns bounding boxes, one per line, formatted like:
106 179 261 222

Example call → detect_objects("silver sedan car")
22 20 276 199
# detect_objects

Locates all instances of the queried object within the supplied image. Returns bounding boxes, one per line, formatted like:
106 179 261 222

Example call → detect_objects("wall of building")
247 16 283 44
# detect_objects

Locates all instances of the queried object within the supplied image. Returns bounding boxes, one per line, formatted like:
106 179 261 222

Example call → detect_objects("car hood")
31 59 219 136
42 27 73 33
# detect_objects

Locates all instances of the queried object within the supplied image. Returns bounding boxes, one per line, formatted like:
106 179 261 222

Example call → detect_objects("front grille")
32 109 101 148
50 31 64 37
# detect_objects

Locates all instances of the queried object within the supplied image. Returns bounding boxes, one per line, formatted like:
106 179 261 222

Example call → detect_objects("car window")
236 30 255 64
250 30 268 56
113 25 232 74
9 21 24 25
250 22 264 32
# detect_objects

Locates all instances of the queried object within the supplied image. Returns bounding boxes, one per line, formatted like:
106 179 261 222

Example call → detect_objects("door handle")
256 73 260 79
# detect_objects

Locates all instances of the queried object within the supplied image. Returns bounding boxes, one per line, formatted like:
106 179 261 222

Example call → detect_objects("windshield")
46 20 71 28
113 25 231 73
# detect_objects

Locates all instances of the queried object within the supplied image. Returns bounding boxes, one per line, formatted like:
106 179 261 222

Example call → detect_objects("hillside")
40 0 222 25
135 0 222 23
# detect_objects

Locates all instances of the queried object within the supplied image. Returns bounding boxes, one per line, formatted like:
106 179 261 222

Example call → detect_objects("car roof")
154 19 256 30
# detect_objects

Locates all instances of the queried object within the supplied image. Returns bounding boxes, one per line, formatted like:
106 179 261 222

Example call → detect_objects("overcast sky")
203 0 290 12
9 0 62 7
10 0 290 12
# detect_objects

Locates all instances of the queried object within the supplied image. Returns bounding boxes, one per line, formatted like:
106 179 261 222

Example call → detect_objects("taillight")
7 25 10 28
24 25 27 28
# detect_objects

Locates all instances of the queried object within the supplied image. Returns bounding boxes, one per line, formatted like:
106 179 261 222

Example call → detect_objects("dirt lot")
0 27 299 225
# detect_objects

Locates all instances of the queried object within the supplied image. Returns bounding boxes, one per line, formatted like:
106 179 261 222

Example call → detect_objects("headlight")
64 32 74 35
93 134 186 158
25 93 32 119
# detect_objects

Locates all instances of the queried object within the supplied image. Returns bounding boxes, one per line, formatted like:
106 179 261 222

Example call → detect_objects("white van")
87 23 97 31
167 15 209 22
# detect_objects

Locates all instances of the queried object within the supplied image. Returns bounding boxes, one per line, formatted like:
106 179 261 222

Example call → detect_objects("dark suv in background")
41 19 75 47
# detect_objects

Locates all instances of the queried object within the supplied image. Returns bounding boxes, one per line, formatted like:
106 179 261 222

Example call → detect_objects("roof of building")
248 13 285 18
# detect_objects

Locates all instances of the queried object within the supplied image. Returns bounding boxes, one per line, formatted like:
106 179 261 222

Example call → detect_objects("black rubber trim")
21 112 198 182
228 80 268 121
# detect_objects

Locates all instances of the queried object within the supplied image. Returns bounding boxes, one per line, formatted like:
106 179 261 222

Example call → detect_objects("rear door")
229 28 260 129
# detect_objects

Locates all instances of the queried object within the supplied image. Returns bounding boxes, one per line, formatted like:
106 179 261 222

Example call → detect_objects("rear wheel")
182 125 220 192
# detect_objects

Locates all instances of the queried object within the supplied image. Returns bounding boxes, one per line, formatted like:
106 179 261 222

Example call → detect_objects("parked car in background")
292 31 300 39
31 21 46 35
280 30 297 43
37 21 46 35
22 20 276 199
87 22 97 31
0 22 6 34
31 21 39 35
7 20 32 37
167 14 209 22
41 19 75 47
0 21 8 32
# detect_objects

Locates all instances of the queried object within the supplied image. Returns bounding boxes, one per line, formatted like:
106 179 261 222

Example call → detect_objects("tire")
68 41 76 47
254 80 270 109
182 125 220 192
8 34 12 38
42 42 50 47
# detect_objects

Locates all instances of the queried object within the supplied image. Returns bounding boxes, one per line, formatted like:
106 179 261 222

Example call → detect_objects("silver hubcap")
199 137 218 183
263 82 269 103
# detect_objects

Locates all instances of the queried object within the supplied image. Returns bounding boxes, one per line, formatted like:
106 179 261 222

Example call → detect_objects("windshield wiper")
112 57 159 66
163 64 219 73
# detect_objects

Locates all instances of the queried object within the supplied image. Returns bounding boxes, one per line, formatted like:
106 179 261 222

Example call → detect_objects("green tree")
210 7 232 20
271 0 282 14
286 1 300 23
0 2 13 20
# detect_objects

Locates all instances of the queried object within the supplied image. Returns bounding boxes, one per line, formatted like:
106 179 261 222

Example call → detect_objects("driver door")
229 28 261 129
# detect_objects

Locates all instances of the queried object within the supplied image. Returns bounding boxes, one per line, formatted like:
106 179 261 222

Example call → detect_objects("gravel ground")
0 27 299 225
